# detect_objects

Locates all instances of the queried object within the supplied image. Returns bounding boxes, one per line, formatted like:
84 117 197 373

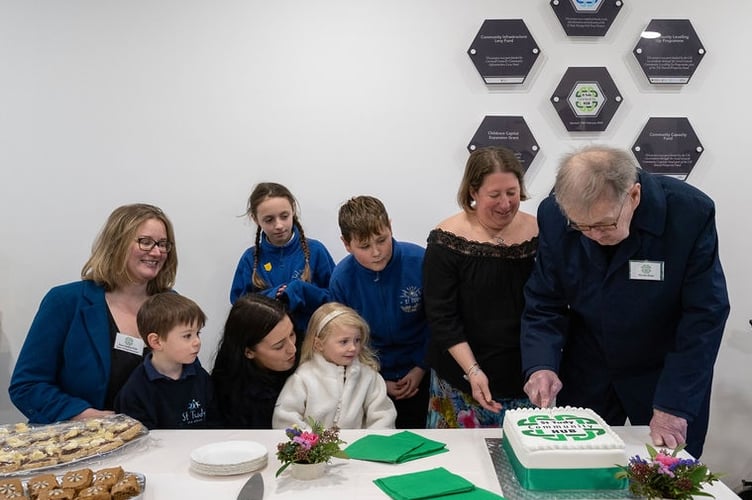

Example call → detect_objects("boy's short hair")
338 195 391 243
137 293 206 342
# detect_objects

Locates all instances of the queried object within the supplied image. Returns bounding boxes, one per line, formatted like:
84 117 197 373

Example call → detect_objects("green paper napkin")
394 432 448 462
373 467 475 500
432 487 503 500
345 431 448 463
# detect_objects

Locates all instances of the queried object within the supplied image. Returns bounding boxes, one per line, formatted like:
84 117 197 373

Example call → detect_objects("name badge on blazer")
629 260 664 281
114 332 145 356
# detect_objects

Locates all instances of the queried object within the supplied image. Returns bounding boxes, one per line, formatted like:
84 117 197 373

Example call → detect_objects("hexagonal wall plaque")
467 19 541 84
551 67 623 132
550 0 623 37
633 19 706 84
467 116 540 171
632 117 703 180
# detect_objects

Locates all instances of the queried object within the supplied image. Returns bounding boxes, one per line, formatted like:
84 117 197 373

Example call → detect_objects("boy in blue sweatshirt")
115 293 220 429
329 196 430 428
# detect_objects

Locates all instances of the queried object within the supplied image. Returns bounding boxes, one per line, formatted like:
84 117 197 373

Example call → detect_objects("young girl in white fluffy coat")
272 302 396 429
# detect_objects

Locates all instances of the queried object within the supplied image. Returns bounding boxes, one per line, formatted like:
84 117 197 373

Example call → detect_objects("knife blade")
237 472 264 500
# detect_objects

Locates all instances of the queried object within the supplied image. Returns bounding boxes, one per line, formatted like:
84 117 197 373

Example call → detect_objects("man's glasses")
567 194 628 233
135 237 173 253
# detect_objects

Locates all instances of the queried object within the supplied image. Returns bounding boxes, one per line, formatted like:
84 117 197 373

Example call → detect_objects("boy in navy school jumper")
328 195 430 429
114 293 220 429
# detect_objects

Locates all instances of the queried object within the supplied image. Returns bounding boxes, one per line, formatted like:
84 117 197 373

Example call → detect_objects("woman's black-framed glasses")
135 237 173 253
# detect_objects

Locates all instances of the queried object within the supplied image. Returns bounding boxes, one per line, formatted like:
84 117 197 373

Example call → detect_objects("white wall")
1 0 750 490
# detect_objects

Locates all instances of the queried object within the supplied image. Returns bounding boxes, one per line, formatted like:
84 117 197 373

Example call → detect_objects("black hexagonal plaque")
632 117 703 180
467 116 540 172
550 0 623 37
467 19 541 84
550 67 623 132
633 19 706 84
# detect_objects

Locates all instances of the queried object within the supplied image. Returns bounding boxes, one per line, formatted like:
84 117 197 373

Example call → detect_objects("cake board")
485 438 632 500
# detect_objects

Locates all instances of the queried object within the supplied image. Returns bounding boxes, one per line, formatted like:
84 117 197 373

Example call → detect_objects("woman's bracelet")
463 362 481 381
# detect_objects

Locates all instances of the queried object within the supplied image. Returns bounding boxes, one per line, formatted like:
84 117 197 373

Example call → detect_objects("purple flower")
275 418 346 478
285 425 303 439
616 443 723 500
629 455 648 465
656 463 675 478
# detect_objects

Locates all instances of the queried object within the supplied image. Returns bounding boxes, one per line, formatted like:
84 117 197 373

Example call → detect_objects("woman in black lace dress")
423 147 538 428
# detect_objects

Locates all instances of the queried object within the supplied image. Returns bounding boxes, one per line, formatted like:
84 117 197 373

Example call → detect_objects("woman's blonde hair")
301 302 379 371
81 203 177 293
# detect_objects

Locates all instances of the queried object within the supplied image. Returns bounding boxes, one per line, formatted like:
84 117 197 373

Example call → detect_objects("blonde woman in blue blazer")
10 204 178 424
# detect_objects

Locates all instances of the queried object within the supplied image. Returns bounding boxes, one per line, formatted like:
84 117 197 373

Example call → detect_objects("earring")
470 199 477 209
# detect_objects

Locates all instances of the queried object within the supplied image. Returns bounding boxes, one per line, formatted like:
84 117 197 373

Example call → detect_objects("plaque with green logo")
551 66 623 132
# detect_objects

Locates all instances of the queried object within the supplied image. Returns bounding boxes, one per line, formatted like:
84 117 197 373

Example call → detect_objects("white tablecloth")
91 426 736 499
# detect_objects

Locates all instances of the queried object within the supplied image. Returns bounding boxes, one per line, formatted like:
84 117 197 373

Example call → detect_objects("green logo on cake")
517 413 605 441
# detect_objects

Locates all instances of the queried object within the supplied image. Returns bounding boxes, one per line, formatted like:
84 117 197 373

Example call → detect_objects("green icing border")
501 437 628 491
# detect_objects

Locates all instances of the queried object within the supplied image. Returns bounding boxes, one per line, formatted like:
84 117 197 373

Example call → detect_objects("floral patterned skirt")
426 369 534 428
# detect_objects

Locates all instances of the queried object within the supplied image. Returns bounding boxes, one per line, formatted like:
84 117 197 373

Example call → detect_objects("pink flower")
293 431 319 450
654 452 681 467
617 444 723 500
276 418 346 477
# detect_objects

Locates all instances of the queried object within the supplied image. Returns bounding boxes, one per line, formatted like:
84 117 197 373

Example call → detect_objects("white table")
93 426 736 499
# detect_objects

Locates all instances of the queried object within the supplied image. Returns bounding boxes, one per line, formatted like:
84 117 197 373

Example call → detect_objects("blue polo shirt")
114 353 221 429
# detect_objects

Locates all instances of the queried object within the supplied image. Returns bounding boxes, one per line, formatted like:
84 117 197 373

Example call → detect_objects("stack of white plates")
189 440 268 476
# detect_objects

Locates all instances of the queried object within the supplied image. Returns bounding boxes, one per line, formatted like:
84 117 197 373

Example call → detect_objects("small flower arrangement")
275 417 348 477
616 444 723 499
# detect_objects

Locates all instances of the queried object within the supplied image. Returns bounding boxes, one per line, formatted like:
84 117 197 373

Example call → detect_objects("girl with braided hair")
230 182 335 343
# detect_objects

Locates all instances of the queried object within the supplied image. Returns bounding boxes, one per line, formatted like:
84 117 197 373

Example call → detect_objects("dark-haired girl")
212 294 298 428
230 182 335 339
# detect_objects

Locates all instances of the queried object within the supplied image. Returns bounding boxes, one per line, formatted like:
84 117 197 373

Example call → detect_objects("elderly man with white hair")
521 145 729 458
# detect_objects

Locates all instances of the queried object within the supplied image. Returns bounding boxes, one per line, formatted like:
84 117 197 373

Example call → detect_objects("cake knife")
237 472 264 500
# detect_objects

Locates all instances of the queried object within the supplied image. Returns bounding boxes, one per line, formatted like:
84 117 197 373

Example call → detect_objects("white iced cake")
502 406 627 491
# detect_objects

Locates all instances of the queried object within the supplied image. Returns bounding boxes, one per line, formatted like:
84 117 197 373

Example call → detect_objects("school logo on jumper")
182 399 206 425
517 414 605 441
400 286 422 313
568 82 605 117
